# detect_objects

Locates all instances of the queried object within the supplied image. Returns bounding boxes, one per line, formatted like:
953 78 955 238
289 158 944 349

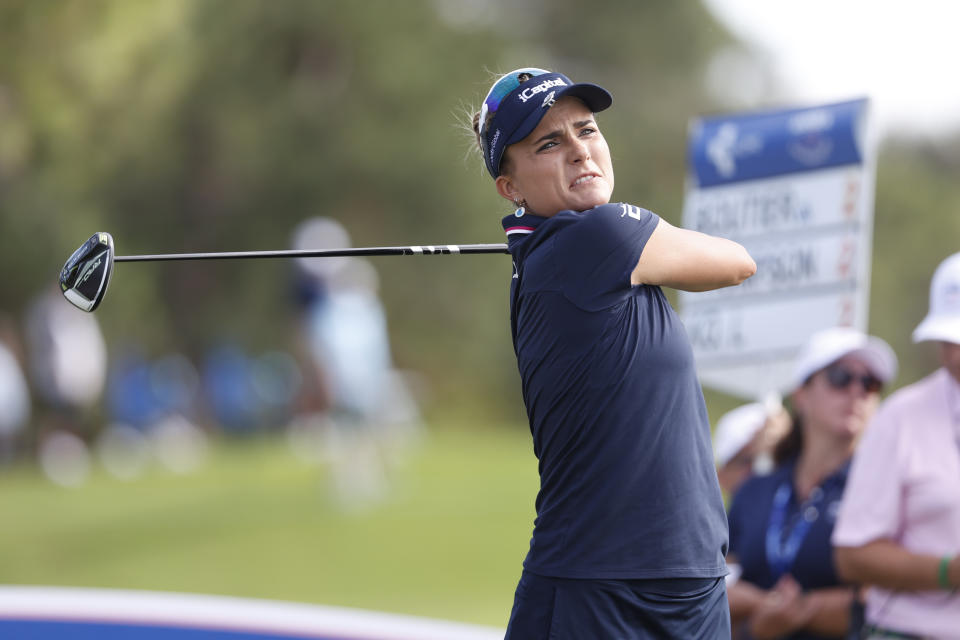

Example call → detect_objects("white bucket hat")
913 252 960 345
792 326 898 390
713 402 767 467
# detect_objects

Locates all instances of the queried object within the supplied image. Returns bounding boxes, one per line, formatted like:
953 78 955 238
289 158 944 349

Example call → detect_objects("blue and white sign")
680 98 876 399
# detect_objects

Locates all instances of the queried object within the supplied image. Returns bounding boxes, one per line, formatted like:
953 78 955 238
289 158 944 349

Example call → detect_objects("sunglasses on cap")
823 363 883 393
478 68 551 141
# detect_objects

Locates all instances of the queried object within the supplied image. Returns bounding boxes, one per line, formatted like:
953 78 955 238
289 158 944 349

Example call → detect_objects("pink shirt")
833 368 960 638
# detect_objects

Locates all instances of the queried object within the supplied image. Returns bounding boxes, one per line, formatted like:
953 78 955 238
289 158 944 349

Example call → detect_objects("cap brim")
504 83 613 148
557 83 613 113
913 314 960 344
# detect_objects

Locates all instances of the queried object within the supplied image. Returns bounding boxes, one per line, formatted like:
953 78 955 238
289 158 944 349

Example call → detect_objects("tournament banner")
680 98 875 399
0 586 504 640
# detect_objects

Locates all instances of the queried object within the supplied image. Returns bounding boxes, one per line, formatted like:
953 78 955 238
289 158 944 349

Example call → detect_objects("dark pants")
504 571 730 639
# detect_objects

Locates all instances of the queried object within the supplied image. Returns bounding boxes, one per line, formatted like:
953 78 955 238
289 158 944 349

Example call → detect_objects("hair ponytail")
471 110 484 154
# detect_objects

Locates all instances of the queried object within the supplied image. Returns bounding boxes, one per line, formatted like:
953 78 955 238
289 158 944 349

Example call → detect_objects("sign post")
680 99 876 400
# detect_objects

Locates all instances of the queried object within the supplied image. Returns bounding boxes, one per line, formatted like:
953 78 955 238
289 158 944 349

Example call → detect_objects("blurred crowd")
0 218 422 509
1 228 957 637
714 252 960 640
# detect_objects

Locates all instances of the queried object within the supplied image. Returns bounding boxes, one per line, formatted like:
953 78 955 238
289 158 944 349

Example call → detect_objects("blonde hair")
471 109 487 157
459 69 541 178
468 106 514 177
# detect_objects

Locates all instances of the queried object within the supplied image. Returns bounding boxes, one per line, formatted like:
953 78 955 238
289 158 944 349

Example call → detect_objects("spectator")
24 286 107 485
99 346 208 479
201 344 263 434
288 216 349 420
715 398 791 498
0 314 30 464
726 327 897 639
289 218 417 509
25 286 107 422
833 252 960 640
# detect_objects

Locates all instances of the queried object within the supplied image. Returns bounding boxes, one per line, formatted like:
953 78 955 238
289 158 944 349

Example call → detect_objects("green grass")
0 423 538 627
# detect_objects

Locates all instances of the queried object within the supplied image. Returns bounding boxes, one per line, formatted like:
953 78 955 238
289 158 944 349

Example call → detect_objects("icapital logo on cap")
518 78 567 103
489 129 501 162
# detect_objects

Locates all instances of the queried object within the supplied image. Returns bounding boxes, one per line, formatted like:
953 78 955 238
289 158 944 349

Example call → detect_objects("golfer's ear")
496 175 520 204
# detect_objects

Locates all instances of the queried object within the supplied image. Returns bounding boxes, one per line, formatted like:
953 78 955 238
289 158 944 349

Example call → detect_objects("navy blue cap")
479 68 612 178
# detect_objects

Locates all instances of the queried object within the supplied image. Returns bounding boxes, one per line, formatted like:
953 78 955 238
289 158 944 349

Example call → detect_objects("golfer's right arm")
631 218 756 291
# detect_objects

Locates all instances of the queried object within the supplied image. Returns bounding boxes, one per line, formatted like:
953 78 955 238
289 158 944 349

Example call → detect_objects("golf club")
60 232 509 312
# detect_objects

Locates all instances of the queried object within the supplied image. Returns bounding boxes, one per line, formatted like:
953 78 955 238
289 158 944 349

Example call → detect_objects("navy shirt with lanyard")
728 459 850 640
502 202 728 580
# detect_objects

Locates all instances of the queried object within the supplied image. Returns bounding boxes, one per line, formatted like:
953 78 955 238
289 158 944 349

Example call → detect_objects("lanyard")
765 480 824 581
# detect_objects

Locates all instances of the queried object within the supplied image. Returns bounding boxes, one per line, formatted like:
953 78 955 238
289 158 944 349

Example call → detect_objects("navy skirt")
504 571 730 639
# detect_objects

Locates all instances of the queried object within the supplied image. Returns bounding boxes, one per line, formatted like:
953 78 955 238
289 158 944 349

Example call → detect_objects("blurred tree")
0 0 956 425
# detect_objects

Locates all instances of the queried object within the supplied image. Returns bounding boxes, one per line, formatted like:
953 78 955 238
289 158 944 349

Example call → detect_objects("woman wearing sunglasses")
469 67 756 638
833 252 960 640
725 327 897 640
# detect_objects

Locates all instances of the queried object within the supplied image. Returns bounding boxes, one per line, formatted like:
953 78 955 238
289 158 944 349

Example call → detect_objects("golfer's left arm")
631 218 756 291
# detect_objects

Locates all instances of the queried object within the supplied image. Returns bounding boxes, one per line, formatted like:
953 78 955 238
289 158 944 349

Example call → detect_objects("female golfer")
471 67 756 638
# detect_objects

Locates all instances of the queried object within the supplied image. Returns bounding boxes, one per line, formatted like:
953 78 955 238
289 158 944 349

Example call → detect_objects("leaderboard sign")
680 98 875 399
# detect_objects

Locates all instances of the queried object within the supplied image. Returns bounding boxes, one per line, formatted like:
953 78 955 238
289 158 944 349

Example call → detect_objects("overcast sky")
702 0 960 139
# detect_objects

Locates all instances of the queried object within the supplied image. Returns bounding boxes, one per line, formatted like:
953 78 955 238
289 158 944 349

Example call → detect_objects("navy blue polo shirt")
502 203 729 580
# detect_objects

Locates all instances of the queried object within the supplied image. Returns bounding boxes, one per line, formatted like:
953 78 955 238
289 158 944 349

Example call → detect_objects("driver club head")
59 232 115 312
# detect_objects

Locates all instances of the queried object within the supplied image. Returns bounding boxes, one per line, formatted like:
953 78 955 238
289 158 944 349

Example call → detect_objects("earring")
514 200 526 217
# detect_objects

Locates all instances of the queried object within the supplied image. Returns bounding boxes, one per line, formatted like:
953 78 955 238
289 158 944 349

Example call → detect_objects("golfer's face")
502 97 614 216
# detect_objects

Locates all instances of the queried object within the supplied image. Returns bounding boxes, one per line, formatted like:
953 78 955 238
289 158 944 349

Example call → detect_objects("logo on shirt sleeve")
619 203 643 221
